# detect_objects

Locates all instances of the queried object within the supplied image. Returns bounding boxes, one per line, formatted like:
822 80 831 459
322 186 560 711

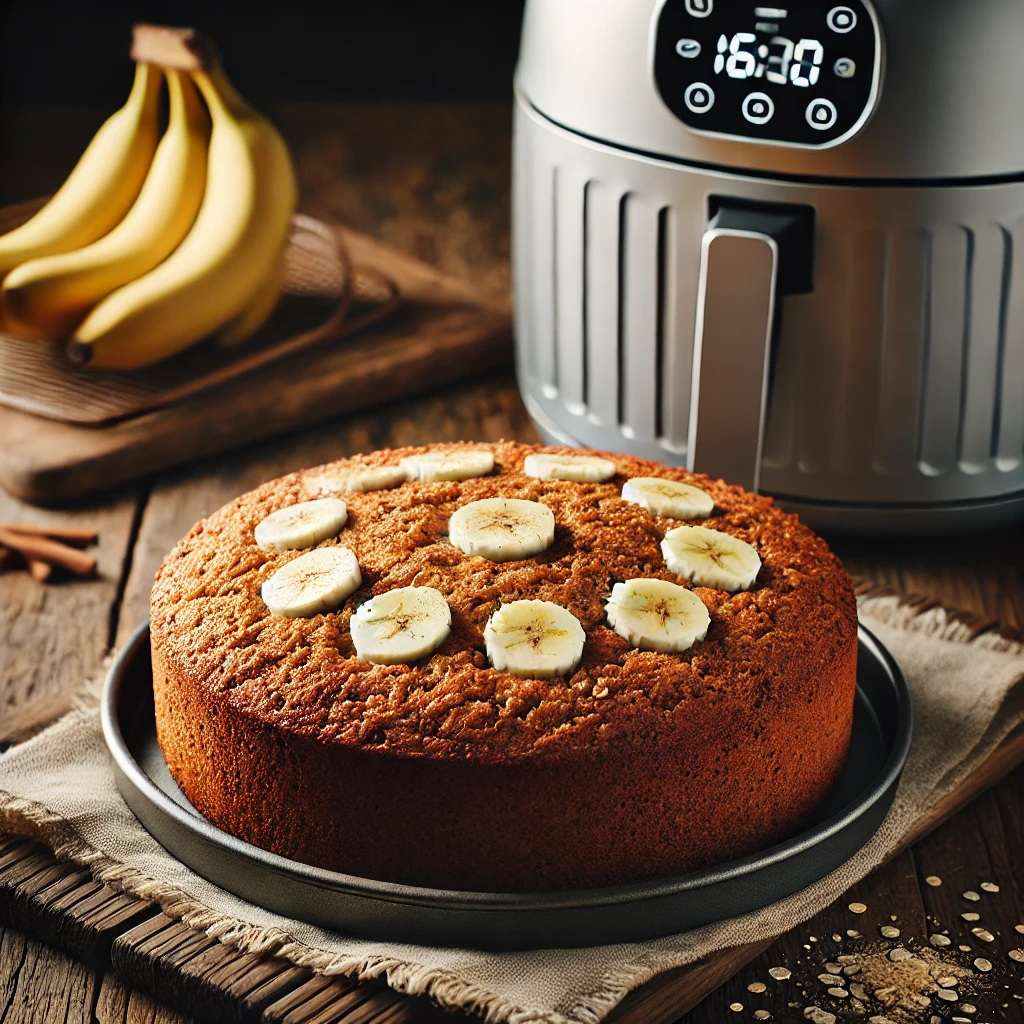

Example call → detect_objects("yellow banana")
2 70 209 341
68 61 297 370
0 63 163 278
216 244 285 347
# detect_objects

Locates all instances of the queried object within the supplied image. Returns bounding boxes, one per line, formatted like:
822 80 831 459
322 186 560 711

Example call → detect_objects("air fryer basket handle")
687 203 814 493
687 229 778 493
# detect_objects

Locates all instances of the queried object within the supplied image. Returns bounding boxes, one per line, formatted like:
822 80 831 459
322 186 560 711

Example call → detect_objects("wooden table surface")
1 101 1022 1024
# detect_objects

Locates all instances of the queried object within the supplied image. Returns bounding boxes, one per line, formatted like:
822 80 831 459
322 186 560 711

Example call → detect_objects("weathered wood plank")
0 485 141 745
96 970 196 1024
0 925 98 1024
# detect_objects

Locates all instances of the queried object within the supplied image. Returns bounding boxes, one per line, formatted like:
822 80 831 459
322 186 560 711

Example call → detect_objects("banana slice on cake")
449 498 555 561
605 578 710 653
484 599 585 678
254 498 348 552
661 525 761 592
622 478 714 520
523 452 617 483
351 585 451 664
307 466 407 495
261 546 361 617
400 450 494 482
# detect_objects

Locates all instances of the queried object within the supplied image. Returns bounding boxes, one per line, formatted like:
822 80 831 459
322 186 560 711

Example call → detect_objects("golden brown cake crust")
151 440 858 892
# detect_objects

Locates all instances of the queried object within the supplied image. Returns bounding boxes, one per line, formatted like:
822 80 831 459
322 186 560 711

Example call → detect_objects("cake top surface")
150 441 856 763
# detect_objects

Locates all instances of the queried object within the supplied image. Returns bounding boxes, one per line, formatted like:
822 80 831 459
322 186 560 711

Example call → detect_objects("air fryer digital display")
653 1 881 148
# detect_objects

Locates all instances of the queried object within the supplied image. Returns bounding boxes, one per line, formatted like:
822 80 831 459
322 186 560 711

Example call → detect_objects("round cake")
151 440 858 893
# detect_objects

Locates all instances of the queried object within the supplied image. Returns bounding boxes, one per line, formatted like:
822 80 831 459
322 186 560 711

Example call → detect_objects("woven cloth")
1 592 1022 1024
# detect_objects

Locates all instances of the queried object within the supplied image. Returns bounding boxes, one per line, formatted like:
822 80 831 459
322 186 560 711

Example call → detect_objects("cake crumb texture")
152 440 858 892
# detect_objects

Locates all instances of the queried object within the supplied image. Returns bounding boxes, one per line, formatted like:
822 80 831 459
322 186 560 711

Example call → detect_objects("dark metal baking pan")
102 621 912 951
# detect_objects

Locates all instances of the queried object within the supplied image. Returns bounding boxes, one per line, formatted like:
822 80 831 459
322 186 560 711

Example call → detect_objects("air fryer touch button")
826 7 857 32
806 98 838 129
685 0 713 16
742 92 775 124
676 38 702 58
684 82 715 113
833 57 856 78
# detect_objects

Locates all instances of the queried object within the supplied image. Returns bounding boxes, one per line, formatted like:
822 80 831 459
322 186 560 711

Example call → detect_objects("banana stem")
191 64 251 120
128 61 163 114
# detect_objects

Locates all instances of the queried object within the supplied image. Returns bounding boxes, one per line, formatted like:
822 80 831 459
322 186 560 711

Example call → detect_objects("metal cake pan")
102 621 912 950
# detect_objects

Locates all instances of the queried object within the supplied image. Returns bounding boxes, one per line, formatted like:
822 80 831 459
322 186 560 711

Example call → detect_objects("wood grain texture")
0 926 99 1024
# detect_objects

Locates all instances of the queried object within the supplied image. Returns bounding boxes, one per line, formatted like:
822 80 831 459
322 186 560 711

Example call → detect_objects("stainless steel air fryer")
512 0 1024 532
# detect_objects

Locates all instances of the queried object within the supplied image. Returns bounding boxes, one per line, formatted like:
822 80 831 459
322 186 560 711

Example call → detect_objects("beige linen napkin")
1 592 1023 1024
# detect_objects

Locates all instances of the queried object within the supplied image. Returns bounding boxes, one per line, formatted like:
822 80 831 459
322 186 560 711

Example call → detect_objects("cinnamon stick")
0 523 98 547
0 527 96 577
28 559 53 583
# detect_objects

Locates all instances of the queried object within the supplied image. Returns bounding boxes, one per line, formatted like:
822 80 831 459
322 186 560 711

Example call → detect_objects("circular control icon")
806 98 838 130
684 0 713 16
833 57 856 78
827 6 857 32
684 82 715 114
742 92 774 125
675 38 701 59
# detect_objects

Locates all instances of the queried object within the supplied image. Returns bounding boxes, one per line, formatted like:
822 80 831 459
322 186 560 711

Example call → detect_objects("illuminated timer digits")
714 33 824 87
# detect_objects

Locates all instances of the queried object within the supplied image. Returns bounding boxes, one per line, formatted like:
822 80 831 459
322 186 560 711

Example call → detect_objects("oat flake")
769 967 791 980
754 1012 771 1020
924 875 942 886
729 1002 743 1012
1009 949 1024 963
848 902 867 914
971 927 994 942
973 957 992 972
962 912 980 921
880 925 900 938
747 981 767 994
980 882 999 893
930 933 952 947
963 890 981 901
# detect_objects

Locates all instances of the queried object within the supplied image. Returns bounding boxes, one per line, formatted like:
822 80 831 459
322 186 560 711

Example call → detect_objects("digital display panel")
653 2 881 148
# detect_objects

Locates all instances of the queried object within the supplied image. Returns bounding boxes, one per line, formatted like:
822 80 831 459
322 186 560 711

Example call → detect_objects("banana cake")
150 440 858 892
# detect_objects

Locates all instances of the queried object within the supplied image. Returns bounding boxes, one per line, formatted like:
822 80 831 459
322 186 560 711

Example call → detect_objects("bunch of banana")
0 24 297 370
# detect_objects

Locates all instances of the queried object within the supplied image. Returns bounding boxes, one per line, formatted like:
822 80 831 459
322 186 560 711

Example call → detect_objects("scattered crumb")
803 1008 836 1024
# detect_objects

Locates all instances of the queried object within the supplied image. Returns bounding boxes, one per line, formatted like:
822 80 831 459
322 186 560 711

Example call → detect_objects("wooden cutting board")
0 223 511 505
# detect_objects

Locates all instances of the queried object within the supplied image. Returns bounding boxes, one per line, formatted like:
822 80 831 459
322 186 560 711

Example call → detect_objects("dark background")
0 1 526 204
0 1 526 105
